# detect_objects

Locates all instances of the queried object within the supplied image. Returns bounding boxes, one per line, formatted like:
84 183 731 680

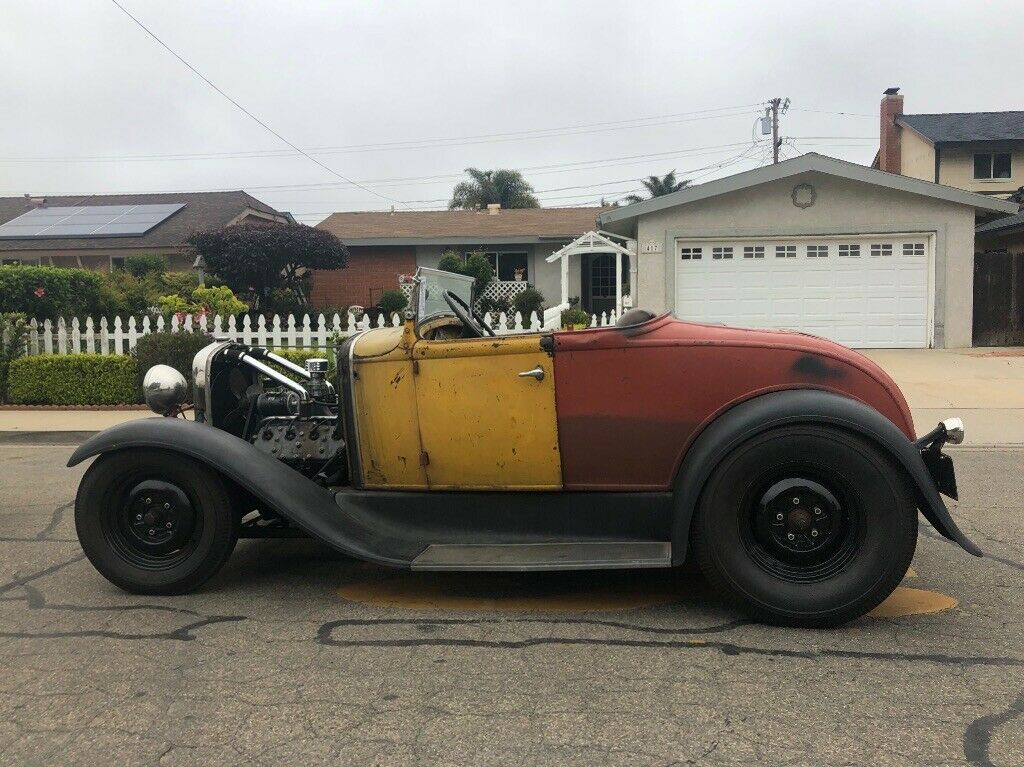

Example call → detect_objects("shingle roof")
897 112 1024 143
316 207 606 243
976 210 1024 235
0 190 286 251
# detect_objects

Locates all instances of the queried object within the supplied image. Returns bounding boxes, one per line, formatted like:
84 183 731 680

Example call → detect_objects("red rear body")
552 315 915 491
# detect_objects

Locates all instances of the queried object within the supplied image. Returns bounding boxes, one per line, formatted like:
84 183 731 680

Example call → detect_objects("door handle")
517 365 545 381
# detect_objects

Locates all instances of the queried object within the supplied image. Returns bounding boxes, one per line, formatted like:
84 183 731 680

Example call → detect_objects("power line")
0 104 762 163
106 0 408 207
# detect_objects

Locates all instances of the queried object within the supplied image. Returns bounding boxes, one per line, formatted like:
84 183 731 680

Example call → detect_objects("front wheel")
692 425 918 628
75 449 238 595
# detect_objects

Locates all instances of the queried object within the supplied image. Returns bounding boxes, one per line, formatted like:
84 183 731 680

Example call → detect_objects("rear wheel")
75 449 238 595
692 425 917 628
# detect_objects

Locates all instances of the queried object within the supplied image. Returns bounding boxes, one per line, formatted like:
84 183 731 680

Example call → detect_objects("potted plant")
560 306 590 330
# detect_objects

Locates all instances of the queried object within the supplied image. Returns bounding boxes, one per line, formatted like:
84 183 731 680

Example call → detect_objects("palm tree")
449 168 540 210
621 170 690 205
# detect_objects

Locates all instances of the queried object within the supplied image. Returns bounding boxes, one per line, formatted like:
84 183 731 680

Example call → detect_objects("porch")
543 230 637 326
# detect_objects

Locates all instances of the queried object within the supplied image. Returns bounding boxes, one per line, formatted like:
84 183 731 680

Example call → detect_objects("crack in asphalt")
315 617 1023 666
20 583 201 615
36 500 73 540
0 553 86 596
0 614 246 642
321 615 755 635
963 689 1024 766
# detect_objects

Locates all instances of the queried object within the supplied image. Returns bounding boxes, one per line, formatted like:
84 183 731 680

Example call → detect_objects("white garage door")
674 235 932 348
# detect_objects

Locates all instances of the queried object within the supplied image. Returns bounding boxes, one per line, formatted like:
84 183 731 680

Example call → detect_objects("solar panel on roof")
0 203 185 240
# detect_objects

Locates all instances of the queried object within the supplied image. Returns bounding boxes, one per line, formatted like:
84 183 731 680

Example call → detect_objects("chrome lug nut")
787 533 796 541
136 514 143 521
165 522 173 529
776 513 784 521
811 529 819 537
148 528 156 536
145 497 152 505
163 502 171 510
814 507 822 515
792 497 800 505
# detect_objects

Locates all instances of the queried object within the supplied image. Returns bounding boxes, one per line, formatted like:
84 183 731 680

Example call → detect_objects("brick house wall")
309 245 417 308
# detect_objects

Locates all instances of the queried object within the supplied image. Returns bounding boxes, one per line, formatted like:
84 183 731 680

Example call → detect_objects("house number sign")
641 239 663 254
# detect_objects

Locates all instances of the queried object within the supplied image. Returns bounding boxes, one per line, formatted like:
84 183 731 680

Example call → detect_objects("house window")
743 245 765 259
870 243 893 257
806 245 828 258
679 247 702 260
110 256 126 271
712 246 733 260
974 152 1012 180
2 256 40 266
838 244 861 258
903 242 926 256
483 251 528 281
775 245 797 258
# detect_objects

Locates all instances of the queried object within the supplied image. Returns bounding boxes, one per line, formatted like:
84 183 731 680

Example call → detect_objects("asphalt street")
0 444 1022 766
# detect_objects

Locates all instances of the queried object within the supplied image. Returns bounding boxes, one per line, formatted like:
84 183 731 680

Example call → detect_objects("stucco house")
873 88 1024 200
0 191 291 271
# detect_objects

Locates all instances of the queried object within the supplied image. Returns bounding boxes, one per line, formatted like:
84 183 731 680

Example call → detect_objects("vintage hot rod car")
70 268 977 627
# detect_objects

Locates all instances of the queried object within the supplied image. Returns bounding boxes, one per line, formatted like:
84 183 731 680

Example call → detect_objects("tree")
188 223 349 309
449 168 539 210
621 171 690 205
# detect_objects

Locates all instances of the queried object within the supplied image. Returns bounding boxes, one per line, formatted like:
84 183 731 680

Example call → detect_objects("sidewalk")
1 348 1021 446
861 348 1024 446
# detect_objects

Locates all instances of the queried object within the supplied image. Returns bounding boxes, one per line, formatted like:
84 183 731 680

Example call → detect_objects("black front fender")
68 418 407 568
671 389 981 564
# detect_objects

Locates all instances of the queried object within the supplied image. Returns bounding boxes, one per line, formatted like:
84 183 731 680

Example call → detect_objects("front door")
412 334 562 490
582 253 625 317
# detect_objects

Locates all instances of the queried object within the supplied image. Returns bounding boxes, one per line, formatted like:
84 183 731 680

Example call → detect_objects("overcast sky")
2 0 1022 224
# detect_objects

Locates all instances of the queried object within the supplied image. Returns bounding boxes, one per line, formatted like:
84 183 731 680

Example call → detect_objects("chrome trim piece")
941 417 965 445
411 542 673 571
236 352 309 400
264 350 312 379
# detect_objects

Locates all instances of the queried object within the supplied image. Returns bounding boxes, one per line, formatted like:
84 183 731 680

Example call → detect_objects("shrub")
271 348 336 378
377 289 408 316
561 307 590 328
98 269 156 317
124 254 168 278
437 251 464 274
8 354 138 405
1 313 29 403
435 249 494 296
476 296 512 316
269 287 303 316
157 286 248 318
0 265 106 320
513 287 545 319
132 332 212 398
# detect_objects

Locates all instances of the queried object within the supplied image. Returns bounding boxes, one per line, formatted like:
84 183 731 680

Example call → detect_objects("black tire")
75 449 238 595
692 425 918 628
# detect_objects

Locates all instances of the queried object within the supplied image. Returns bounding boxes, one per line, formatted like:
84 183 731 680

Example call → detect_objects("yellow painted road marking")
868 586 958 618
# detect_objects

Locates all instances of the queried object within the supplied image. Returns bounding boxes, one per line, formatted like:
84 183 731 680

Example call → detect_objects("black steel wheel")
75 449 238 594
692 425 918 628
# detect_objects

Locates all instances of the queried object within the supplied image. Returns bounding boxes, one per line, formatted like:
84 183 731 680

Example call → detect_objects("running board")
411 542 672 571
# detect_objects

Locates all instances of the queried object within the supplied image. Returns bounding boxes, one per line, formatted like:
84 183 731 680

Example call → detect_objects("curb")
0 431 97 445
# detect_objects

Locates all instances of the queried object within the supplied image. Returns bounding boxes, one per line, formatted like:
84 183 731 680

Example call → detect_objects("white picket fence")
18 309 623 356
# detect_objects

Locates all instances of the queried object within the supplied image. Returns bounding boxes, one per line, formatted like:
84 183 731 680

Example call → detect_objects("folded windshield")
413 267 475 323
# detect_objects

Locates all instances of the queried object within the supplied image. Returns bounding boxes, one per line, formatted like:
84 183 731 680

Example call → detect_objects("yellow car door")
412 334 562 490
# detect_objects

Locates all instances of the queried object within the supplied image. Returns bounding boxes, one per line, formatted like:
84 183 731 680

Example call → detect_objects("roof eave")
597 153 1019 227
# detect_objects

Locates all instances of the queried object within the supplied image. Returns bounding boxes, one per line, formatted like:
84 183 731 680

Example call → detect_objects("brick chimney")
878 87 904 174
486 203 500 215
23 194 47 208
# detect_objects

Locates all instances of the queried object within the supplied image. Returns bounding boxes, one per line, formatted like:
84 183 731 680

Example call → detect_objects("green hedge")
8 354 139 405
0 265 107 320
132 332 211 399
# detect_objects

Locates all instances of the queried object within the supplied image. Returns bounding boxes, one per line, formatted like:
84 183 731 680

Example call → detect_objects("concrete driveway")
862 348 1024 445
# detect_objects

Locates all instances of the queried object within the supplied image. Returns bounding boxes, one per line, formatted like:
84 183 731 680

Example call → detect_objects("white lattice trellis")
398 279 530 312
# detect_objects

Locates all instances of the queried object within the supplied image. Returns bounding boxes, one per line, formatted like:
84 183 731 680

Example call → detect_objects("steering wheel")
442 290 495 338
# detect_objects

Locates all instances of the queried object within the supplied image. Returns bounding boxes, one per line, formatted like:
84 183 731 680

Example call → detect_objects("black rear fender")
671 389 981 564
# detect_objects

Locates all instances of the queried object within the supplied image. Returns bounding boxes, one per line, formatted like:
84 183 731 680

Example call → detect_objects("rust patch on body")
792 354 845 380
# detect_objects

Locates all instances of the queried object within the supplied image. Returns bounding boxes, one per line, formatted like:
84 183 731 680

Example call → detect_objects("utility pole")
768 97 790 164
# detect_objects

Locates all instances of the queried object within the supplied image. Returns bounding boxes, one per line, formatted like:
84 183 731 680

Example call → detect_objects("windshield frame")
411 267 476 326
